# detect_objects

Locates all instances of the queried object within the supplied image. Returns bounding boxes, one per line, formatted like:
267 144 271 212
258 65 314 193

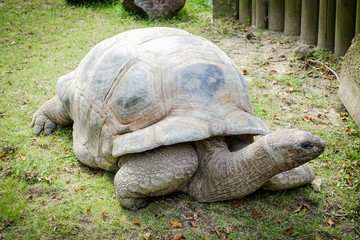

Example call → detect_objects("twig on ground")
307 58 340 82
352 226 360 236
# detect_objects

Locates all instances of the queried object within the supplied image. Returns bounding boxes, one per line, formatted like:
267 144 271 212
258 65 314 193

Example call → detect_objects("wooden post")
317 0 336 50
255 0 267 29
284 0 301 35
251 0 257 26
356 0 360 34
268 0 284 31
334 0 356 56
339 35 360 127
239 0 252 24
213 0 239 19
300 0 320 45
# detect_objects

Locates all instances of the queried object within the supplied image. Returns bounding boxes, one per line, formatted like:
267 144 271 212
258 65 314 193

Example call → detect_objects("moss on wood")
342 34 360 85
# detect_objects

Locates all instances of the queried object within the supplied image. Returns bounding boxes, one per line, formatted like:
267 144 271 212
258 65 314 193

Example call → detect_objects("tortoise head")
265 129 325 166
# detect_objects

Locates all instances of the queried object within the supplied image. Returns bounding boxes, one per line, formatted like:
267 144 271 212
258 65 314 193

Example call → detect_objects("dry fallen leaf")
74 186 87 192
226 226 233 235
274 217 281 224
302 115 314 123
213 226 221 239
303 204 310 212
294 204 310 213
318 120 330 125
341 162 347 170
189 221 197 227
345 128 356 133
169 220 183 229
252 210 260 219
287 86 296 93
132 217 141 226
284 226 293 236
45 177 52 185
346 179 353 186
184 216 193 221
51 194 62 201
142 233 151 240
269 69 278 75
101 211 108 219
294 204 302 213
63 167 73 173
174 233 186 240
0 154 10 160
327 218 334 226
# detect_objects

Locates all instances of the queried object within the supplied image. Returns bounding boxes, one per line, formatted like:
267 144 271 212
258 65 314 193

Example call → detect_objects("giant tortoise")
31 27 325 210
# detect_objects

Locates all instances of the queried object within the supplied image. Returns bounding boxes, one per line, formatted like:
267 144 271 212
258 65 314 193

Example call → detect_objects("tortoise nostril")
301 142 313 150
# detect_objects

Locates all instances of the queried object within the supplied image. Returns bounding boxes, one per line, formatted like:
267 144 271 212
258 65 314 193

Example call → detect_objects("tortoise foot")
261 163 315 191
118 197 149 210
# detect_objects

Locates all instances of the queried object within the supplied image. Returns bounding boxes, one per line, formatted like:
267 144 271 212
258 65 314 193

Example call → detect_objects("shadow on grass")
65 0 208 24
65 0 119 9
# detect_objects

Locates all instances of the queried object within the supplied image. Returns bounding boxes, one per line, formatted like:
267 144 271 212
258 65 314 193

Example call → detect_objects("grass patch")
1 0 359 239
0 177 26 225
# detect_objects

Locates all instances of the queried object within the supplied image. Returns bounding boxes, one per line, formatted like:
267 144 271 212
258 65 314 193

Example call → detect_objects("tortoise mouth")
293 139 325 164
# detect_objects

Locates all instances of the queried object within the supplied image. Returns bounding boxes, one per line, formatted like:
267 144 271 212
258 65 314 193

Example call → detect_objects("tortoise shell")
56 27 269 171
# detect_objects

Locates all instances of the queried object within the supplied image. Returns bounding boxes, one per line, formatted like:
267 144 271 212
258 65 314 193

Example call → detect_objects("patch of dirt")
216 30 302 78
213 28 344 130
79 215 96 231
27 186 44 199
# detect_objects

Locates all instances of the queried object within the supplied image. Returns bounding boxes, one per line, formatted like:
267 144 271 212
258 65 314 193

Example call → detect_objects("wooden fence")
213 0 360 56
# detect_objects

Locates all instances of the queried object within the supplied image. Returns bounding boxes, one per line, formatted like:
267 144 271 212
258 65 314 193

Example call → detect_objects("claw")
34 125 44 136
44 120 56 135
30 110 57 135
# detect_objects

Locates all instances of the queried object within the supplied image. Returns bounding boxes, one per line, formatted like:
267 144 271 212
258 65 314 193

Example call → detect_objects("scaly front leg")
30 96 73 135
114 143 198 210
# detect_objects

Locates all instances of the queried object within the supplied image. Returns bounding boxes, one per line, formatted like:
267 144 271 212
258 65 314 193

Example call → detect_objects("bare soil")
218 30 297 76
212 28 344 130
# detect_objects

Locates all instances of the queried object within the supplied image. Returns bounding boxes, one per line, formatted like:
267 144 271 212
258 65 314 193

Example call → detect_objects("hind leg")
114 143 198 210
261 163 315 191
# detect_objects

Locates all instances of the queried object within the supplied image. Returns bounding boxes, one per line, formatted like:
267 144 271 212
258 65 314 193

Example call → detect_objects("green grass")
1 0 359 239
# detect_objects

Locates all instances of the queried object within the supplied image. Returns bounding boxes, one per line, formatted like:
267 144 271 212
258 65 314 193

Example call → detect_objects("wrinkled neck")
187 136 283 202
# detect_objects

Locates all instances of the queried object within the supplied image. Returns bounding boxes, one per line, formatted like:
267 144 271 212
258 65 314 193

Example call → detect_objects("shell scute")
107 62 166 131
177 63 225 98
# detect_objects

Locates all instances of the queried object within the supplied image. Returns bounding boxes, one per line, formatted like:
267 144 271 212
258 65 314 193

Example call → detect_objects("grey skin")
114 130 324 209
30 28 325 210
31 101 325 210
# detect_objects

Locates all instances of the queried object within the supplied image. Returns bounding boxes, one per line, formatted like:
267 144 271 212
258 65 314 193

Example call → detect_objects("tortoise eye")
301 142 312 150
